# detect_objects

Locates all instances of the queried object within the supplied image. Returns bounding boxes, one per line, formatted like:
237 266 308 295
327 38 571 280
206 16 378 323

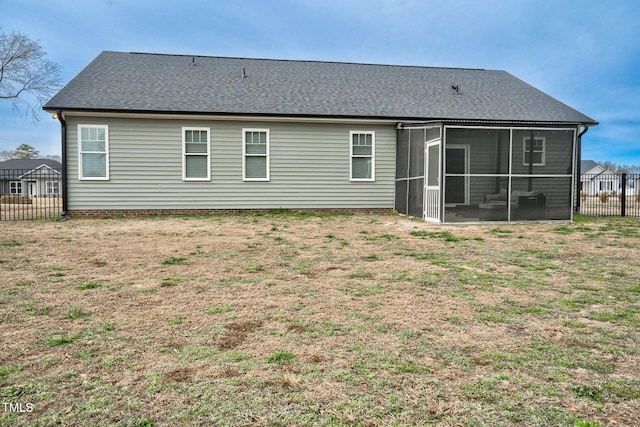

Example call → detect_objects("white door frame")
424 140 442 222
28 181 38 198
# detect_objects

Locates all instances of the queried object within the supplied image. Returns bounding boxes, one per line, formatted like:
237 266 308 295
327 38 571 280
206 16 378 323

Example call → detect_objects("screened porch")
395 125 577 222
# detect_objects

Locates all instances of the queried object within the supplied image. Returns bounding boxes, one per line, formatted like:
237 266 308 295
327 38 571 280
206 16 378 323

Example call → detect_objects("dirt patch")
217 320 264 350
164 367 194 383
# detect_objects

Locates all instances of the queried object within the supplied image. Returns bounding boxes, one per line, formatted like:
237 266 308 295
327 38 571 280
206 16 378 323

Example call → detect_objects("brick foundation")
65 208 393 217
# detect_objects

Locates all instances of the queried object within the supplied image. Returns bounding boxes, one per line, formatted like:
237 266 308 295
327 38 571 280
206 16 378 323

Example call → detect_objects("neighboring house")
0 159 62 198
630 176 640 196
579 160 634 196
43 51 597 222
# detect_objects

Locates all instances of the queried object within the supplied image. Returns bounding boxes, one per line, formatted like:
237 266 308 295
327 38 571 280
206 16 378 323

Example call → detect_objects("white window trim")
522 136 545 167
600 181 613 192
242 128 270 182
350 131 375 181
182 127 211 181
10 181 22 195
46 181 60 195
78 124 109 181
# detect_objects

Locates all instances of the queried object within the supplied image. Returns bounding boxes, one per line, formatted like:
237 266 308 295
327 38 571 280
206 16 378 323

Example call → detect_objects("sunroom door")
424 140 441 222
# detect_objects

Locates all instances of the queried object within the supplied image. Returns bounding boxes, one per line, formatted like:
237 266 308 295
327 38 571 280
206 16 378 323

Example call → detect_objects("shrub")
599 192 609 203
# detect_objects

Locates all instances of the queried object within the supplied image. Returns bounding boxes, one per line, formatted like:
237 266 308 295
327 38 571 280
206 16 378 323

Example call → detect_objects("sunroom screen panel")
408 178 424 218
396 129 409 179
395 180 408 215
512 130 574 175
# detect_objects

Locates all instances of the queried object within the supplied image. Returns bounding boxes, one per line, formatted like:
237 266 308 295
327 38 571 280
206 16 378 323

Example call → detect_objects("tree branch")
0 30 62 121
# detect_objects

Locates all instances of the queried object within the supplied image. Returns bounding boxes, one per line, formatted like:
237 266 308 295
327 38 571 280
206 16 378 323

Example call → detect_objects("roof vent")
451 84 460 94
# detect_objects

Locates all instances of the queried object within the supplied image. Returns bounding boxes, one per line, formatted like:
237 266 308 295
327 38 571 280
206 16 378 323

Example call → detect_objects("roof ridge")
117 50 491 72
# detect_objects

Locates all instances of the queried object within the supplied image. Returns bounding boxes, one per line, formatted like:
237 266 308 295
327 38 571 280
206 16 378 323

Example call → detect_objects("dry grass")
1 212 639 426
580 195 640 217
0 197 62 221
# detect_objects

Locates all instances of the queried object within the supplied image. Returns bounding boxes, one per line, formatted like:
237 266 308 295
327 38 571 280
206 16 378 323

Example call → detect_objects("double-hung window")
79 125 109 180
243 129 269 181
350 131 375 181
10 181 21 195
600 181 613 192
523 137 545 166
183 127 210 181
46 181 60 195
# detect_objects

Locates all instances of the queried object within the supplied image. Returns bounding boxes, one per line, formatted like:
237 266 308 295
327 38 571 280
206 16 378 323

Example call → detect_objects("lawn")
1 212 639 426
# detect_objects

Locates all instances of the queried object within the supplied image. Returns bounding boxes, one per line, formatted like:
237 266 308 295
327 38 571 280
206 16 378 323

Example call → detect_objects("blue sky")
1 0 639 165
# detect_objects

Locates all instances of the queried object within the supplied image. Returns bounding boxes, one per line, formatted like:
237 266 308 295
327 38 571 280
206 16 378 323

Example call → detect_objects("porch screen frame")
444 144 470 206
443 125 577 222
395 124 442 219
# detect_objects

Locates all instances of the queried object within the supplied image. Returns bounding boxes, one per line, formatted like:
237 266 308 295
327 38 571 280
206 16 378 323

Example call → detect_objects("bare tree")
599 161 640 174
0 30 62 121
601 161 618 173
617 164 640 174
44 154 62 162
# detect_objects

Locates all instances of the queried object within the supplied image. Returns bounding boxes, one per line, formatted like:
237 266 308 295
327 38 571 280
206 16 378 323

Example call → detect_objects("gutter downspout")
56 110 67 216
575 125 589 213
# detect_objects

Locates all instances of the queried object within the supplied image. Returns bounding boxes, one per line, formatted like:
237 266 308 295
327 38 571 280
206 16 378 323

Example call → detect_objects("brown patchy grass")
1 212 639 426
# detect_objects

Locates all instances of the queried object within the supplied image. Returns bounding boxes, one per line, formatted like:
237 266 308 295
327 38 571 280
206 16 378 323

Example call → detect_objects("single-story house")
580 160 618 196
43 51 597 222
0 159 62 198
580 160 637 196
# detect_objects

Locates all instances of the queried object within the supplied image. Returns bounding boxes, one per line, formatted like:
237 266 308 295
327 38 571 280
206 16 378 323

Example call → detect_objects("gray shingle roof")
580 160 600 174
44 51 597 124
0 159 62 171
0 159 61 180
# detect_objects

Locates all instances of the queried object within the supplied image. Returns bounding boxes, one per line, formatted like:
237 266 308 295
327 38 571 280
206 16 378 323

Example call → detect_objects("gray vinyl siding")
0 181 10 195
65 117 395 210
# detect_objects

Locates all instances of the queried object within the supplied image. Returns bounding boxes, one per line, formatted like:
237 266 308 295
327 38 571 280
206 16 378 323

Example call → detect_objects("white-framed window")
182 127 210 181
350 131 375 181
78 125 109 180
523 136 545 166
10 181 22 195
243 129 270 181
46 181 60 195
599 181 613 192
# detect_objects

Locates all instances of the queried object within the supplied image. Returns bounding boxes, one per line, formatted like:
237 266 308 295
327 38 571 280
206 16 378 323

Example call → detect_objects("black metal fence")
0 168 63 221
578 173 640 218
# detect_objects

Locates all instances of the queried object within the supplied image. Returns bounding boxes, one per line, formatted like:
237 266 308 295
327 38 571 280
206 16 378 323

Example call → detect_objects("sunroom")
395 124 577 222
